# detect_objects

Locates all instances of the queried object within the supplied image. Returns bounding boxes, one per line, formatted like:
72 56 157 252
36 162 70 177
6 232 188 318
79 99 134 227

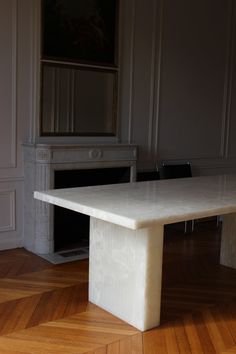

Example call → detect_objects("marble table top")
34 174 236 229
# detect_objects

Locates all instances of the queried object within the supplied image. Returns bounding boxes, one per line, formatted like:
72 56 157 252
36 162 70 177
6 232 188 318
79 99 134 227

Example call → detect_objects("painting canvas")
42 0 118 66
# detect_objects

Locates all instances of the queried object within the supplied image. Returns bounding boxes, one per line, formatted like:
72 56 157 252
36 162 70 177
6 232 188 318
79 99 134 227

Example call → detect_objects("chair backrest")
162 163 192 179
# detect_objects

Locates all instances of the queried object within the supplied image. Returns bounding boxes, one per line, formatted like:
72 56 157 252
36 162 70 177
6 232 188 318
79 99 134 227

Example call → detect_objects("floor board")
0 221 236 352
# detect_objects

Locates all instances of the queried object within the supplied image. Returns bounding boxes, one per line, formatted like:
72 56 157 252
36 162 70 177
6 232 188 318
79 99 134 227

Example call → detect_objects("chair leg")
184 221 188 233
191 220 195 233
184 220 195 233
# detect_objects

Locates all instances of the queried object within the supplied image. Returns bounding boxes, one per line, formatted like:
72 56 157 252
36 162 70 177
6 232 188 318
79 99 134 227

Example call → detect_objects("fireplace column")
24 146 54 253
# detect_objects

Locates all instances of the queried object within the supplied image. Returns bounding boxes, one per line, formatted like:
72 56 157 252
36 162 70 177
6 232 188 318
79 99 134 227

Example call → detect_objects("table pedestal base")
89 217 164 331
221 213 236 269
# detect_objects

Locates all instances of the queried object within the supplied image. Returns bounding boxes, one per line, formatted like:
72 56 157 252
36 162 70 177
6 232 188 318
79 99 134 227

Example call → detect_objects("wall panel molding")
29 0 40 143
10 0 17 168
153 0 164 161
147 0 158 158
0 190 16 232
127 0 136 143
221 0 236 158
130 0 165 165
119 0 136 143
0 177 24 183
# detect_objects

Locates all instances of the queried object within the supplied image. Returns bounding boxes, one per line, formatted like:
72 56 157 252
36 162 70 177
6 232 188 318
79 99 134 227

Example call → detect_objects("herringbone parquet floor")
0 221 236 353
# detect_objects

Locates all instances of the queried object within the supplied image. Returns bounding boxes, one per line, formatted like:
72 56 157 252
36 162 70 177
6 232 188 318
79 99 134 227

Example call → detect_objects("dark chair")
136 170 160 182
161 162 194 233
162 163 192 180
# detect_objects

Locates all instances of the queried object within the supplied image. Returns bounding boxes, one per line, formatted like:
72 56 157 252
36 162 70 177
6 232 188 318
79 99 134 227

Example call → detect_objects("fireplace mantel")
23 143 137 255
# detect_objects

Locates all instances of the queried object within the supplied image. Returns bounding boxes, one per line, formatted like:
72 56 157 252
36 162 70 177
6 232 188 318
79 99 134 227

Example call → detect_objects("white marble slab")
89 217 164 331
33 174 236 331
34 174 236 229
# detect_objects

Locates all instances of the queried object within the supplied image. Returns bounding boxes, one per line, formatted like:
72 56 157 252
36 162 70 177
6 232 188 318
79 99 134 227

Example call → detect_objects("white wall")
1 0 236 249
120 0 236 175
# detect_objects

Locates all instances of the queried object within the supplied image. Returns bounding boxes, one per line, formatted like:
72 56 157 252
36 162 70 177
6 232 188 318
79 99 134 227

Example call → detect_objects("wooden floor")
0 221 236 353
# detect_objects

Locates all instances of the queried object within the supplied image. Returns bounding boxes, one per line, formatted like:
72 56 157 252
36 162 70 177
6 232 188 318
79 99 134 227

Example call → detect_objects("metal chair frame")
161 161 194 233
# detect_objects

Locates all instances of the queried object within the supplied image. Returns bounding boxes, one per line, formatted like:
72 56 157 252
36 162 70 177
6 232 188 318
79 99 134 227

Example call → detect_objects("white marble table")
34 174 236 331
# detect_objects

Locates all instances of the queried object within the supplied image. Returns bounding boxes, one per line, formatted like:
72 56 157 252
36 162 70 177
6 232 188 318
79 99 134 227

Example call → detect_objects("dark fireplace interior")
54 167 131 252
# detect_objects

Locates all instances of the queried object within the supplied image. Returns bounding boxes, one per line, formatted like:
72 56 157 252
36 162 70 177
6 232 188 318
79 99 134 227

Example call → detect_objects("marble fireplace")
23 144 137 262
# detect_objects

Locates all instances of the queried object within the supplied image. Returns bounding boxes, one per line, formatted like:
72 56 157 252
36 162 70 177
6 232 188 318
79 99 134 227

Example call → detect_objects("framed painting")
42 0 119 66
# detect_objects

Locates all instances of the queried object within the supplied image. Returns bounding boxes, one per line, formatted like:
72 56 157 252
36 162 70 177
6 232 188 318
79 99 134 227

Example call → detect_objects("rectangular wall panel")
0 190 15 232
157 0 229 160
0 0 26 250
0 181 23 250
0 0 16 168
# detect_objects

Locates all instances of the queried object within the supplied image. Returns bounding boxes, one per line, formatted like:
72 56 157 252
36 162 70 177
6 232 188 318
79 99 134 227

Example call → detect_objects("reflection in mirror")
41 64 117 136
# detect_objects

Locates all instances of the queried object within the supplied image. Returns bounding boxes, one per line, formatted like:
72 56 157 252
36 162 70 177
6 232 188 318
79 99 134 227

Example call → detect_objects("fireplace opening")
54 167 131 252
